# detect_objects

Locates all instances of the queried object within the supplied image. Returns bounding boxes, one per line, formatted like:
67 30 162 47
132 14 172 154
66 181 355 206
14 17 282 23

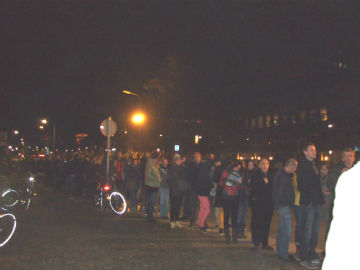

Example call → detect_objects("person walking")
273 158 298 261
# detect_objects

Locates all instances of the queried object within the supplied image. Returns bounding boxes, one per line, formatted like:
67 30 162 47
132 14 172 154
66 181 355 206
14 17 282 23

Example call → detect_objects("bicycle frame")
0 212 16 248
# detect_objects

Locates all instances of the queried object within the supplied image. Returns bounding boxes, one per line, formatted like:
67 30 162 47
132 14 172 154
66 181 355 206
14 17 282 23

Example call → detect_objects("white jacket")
322 161 360 270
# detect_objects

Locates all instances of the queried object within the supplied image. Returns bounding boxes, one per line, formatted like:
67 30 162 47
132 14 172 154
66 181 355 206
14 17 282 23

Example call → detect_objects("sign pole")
106 117 111 180
99 116 117 181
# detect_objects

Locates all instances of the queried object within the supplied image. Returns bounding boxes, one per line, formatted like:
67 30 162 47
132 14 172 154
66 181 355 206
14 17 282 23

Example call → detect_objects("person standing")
237 161 251 239
219 161 243 243
292 172 302 259
125 159 142 212
144 152 162 222
191 152 212 232
114 151 126 194
159 158 169 219
167 155 187 228
297 143 324 269
213 159 225 235
273 158 298 261
250 158 274 250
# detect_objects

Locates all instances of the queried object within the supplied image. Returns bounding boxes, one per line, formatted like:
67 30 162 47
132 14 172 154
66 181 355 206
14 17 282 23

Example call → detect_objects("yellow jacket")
292 173 300 206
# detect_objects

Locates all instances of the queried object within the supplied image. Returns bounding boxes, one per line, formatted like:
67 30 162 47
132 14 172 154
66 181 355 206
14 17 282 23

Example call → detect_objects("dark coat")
187 161 212 196
297 158 324 206
272 168 295 208
250 169 273 209
168 163 186 197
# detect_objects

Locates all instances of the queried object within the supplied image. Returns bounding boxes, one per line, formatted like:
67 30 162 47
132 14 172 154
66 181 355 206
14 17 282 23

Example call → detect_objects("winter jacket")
219 169 242 197
272 168 295 208
187 161 212 196
297 158 324 206
144 159 161 188
250 169 273 207
159 165 169 189
167 163 187 197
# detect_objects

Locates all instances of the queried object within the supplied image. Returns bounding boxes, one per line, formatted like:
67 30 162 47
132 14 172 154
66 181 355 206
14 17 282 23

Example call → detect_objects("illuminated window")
257 116 264 128
251 118 256 129
265 115 271 127
291 114 296 125
273 114 279 126
320 107 328 122
300 111 307 122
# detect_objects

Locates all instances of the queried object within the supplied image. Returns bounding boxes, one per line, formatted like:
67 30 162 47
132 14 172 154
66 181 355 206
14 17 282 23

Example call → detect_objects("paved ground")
0 188 325 270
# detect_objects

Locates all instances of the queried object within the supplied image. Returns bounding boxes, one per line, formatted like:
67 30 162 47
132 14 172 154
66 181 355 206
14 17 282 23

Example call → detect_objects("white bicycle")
108 176 127 215
0 212 16 247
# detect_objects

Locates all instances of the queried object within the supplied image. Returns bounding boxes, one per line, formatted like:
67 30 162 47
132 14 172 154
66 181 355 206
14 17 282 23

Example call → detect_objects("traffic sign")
100 118 117 137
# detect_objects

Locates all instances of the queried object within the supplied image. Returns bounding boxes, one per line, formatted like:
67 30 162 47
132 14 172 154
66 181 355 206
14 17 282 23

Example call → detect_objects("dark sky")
1 0 360 143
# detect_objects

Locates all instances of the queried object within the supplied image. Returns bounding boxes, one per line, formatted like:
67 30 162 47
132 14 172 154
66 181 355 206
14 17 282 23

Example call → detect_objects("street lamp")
131 112 146 125
123 90 140 98
41 119 48 124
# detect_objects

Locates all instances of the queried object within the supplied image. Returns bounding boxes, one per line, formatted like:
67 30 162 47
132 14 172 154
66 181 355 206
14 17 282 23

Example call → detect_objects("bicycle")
1 176 36 211
0 212 16 248
0 188 17 247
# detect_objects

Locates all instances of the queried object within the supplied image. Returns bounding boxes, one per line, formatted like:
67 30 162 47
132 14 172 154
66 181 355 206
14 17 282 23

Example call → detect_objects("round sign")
100 118 117 137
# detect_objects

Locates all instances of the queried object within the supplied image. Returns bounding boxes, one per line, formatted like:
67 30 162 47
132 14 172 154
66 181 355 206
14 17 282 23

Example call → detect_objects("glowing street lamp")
41 119 48 124
13 130 19 135
123 90 140 98
39 125 44 130
131 112 146 125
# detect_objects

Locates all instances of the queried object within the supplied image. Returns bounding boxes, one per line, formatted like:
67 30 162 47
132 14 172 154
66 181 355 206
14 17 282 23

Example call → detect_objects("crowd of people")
24 144 357 270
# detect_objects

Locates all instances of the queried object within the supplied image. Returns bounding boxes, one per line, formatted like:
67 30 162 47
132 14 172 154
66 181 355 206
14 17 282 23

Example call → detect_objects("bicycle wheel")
1 189 19 209
109 192 127 215
0 213 16 247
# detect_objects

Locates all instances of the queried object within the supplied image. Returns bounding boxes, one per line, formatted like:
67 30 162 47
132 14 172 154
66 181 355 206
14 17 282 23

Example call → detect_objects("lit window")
265 115 271 127
257 116 263 128
300 111 307 122
291 114 296 125
273 114 279 126
320 107 328 122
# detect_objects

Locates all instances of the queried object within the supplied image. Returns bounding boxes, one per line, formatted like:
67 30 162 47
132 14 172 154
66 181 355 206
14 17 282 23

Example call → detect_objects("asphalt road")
0 188 323 270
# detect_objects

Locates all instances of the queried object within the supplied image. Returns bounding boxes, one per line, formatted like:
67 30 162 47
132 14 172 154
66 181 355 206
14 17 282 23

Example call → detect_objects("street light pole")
52 123 56 154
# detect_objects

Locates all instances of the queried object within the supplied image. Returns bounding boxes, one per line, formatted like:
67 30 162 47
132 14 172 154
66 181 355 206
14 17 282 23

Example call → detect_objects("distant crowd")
25 144 357 270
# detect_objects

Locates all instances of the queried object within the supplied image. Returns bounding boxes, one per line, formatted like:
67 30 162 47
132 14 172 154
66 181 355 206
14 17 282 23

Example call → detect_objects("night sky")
1 1 360 144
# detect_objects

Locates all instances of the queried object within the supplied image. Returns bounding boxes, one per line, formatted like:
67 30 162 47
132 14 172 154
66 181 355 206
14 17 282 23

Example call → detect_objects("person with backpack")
219 160 244 243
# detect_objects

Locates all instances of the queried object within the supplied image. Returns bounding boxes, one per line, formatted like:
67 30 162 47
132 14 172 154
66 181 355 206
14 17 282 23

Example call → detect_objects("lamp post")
131 112 146 152
40 118 56 177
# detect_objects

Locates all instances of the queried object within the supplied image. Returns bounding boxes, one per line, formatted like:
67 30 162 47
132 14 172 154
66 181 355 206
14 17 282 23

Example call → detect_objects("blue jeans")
276 206 292 259
159 187 169 217
293 205 302 245
300 204 321 261
145 187 158 221
237 196 249 233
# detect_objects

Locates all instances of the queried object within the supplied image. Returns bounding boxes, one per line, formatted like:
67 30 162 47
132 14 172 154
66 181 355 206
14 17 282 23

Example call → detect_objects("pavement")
0 188 326 270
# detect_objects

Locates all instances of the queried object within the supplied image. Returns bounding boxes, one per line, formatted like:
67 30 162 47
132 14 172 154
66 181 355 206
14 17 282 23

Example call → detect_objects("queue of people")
25 144 357 270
